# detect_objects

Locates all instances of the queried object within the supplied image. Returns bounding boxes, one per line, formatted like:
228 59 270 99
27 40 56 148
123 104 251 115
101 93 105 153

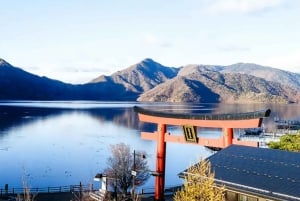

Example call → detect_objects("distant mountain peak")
137 58 161 67
0 58 11 67
133 58 164 71
138 58 167 68
140 58 155 63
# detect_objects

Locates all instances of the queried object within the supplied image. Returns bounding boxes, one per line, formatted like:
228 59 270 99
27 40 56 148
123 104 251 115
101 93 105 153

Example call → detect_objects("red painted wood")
141 131 259 148
136 109 267 200
138 113 263 128
155 124 166 201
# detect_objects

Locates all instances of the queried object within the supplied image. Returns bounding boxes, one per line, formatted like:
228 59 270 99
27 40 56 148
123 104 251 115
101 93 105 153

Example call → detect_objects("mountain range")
1 58 300 103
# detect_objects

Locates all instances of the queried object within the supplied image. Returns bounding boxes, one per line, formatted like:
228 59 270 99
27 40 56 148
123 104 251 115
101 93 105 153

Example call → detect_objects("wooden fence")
0 183 94 196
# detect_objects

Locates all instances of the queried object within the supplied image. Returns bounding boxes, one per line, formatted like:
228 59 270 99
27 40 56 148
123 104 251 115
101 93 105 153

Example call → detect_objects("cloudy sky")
1 0 300 84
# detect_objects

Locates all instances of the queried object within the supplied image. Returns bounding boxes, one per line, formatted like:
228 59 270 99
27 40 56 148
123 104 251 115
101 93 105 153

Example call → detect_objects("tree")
103 143 150 196
174 159 225 201
268 132 300 152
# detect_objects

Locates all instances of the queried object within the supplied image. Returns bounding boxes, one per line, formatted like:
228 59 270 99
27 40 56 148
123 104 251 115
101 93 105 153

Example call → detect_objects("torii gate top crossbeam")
134 106 271 128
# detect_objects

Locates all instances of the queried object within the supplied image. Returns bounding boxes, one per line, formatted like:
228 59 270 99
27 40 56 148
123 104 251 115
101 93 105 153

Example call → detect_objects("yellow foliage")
174 160 225 201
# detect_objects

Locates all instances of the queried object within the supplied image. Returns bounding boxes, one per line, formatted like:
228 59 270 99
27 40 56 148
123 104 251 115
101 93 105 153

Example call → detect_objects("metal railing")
138 184 182 195
0 183 93 196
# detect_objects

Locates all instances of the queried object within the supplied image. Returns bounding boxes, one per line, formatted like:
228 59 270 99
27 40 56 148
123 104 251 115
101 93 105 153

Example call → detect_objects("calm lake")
0 101 300 190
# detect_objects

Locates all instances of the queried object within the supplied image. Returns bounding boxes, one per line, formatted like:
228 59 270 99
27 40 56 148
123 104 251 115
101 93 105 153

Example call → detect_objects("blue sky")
1 0 300 84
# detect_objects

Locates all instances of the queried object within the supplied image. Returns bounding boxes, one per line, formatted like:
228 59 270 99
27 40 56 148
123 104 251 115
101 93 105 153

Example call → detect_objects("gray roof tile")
180 145 300 201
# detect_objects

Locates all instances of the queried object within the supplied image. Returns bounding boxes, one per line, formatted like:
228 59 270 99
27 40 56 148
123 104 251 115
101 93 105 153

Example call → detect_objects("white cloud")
208 0 284 14
218 44 251 52
22 59 114 84
144 34 159 45
24 66 104 84
261 51 300 73
143 33 172 48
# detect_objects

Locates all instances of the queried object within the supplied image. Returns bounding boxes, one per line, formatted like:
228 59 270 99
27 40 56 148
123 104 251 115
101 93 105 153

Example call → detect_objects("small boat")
244 127 263 135
275 119 300 131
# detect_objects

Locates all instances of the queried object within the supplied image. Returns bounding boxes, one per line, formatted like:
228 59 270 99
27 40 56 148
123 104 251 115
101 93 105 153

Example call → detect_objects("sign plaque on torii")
134 106 271 201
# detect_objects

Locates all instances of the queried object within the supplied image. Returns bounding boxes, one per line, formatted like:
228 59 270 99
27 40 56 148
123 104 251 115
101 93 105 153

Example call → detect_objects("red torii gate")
134 106 271 201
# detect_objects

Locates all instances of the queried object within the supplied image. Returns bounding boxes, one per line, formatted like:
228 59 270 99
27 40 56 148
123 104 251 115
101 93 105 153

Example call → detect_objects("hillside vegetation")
1 58 300 103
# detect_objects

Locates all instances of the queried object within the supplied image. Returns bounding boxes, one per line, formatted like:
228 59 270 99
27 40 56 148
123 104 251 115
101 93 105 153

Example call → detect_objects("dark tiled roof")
180 145 300 201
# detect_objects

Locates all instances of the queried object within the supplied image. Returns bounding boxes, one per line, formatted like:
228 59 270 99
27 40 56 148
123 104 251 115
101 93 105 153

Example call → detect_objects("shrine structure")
134 106 271 201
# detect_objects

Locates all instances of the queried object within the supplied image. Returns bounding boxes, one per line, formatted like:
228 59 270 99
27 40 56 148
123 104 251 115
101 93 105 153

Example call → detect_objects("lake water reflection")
0 101 299 190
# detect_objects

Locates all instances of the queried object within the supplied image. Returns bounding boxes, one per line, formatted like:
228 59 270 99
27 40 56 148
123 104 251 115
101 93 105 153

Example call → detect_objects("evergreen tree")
268 131 300 152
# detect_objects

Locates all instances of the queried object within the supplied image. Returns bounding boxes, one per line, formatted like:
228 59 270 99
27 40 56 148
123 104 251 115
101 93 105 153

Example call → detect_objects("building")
179 145 300 201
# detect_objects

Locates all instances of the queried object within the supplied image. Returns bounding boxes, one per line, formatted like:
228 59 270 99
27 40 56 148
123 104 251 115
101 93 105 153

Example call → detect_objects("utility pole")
132 149 136 200
132 150 146 200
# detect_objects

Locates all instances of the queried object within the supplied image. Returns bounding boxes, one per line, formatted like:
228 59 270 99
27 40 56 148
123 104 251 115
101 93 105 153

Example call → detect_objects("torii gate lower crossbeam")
134 106 271 201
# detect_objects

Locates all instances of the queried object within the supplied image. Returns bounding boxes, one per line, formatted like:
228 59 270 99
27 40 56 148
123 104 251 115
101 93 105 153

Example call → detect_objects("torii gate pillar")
223 127 233 147
155 124 166 201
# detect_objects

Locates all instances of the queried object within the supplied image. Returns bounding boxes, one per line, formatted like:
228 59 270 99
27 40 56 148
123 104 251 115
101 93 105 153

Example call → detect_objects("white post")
101 177 107 191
